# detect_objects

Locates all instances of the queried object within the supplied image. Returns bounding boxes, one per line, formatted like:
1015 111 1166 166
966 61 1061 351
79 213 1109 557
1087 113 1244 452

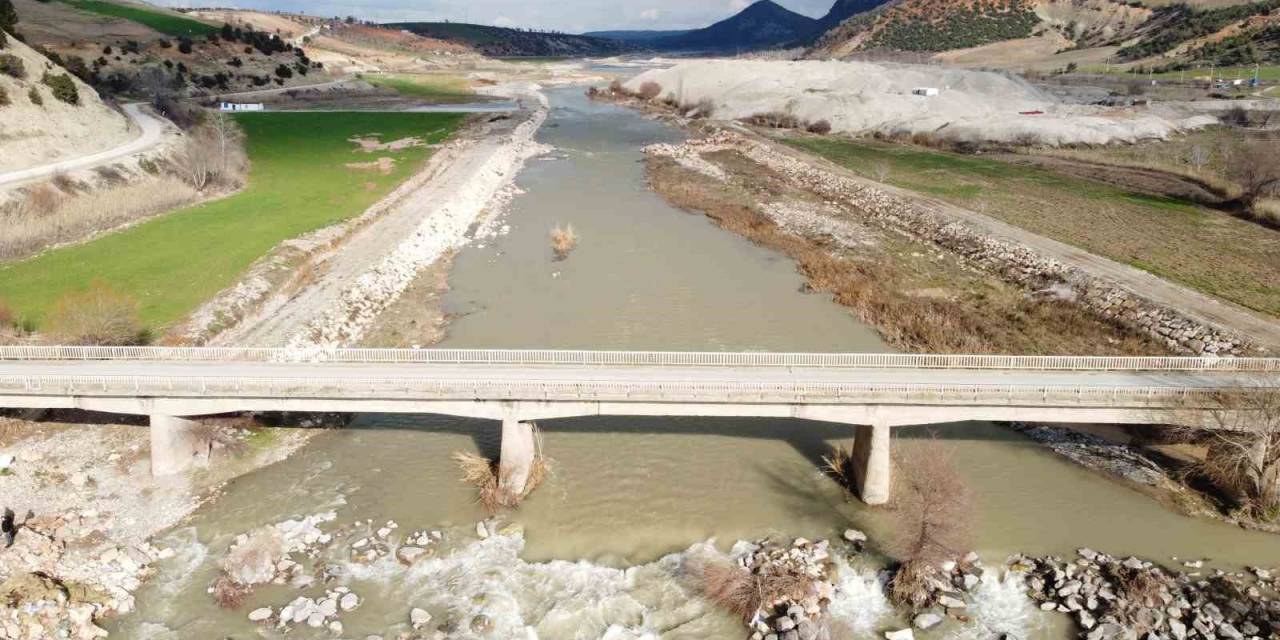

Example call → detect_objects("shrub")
0 53 22 78
637 81 662 100
27 86 40 105
886 438 973 610
41 72 79 105
46 281 146 345
0 0 16 45
177 37 192 54
0 299 13 327
20 182 61 216
0 85 6 106
550 223 578 260
274 63 292 79
806 119 832 135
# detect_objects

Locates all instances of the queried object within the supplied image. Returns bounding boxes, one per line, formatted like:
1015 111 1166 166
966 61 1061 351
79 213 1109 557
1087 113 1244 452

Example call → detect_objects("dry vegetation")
452 427 552 513
689 557 814 623
172 114 248 193
549 224 578 261
647 151 1169 356
0 177 198 262
1177 388 1280 523
886 438 973 610
45 281 146 345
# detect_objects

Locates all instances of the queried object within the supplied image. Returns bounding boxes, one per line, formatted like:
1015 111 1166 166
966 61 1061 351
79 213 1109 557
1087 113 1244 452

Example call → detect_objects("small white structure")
218 102 265 112
911 87 940 97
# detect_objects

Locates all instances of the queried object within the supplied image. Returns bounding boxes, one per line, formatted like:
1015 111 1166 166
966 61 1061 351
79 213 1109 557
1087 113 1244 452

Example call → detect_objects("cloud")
639 8 661 20
493 15 515 27
729 0 751 10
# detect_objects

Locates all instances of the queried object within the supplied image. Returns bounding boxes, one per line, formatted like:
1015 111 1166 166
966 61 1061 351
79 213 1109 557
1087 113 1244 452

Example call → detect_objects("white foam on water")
827 557 893 637
330 530 724 639
945 569 1043 640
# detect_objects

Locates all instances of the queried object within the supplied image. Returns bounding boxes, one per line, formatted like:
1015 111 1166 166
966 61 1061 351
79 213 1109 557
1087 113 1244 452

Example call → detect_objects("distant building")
219 102 265 112
912 87 940 97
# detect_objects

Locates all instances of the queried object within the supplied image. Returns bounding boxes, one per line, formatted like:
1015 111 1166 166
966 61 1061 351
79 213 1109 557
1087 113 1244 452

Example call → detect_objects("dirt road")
0 104 172 189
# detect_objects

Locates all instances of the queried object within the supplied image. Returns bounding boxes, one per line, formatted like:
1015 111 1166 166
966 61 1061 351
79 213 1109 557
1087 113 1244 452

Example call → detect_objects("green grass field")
363 74 480 104
0 112 466 330
784 137 1280 316
58 0 219 37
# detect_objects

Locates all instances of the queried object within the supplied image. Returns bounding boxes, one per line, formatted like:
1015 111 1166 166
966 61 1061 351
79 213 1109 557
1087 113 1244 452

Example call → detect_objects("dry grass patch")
452 428 552 513
1 177 199 262
689 557 814 623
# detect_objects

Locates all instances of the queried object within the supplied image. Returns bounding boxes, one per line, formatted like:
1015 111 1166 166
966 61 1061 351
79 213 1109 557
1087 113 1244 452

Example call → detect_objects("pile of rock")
219 512 337 591
1015 549 1280 639
737 537 836 640
907 552 986 631
0 511 172 640
247 586 360 633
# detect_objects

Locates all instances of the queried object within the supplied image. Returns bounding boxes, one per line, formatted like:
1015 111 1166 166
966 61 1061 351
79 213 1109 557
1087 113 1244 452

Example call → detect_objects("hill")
0 31 134 172
812 0 1041 55
582 29 692 42
653 0 820 51
388 22 627 57
816 0 895 32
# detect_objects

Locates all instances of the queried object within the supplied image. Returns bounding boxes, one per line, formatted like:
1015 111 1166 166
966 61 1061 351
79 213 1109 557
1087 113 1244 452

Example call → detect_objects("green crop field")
784 136 1280 316
363 74 480 104
0 112 466 330
58 0 219 37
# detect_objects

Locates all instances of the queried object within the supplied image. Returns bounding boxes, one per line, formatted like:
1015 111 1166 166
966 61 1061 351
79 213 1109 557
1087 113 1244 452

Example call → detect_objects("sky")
152 0 836 33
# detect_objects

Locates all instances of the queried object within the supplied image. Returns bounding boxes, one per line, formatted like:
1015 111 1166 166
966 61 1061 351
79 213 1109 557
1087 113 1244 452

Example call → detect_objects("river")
111 86 1280 640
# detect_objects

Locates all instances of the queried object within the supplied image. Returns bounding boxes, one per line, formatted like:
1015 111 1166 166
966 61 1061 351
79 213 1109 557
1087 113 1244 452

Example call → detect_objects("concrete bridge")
1 347 1277 504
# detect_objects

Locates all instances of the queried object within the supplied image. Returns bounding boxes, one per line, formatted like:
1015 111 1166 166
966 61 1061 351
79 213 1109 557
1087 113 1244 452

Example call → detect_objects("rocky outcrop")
646 131 1249 356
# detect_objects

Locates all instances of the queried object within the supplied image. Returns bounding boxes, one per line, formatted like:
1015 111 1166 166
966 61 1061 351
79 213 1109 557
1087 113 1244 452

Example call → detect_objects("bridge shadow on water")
348 413 1026 470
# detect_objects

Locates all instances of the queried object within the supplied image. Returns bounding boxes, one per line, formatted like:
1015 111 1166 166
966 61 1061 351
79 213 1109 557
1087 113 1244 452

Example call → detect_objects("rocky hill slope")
652 0 820 51
0 31 134 172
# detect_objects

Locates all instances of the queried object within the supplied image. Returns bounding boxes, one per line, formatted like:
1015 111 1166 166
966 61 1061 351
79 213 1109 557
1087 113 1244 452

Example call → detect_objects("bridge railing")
0 374 1253 407
0 346 1278 371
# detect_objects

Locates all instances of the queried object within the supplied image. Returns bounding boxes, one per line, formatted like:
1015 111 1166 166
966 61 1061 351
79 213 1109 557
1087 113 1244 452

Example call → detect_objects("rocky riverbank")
0 415 321 638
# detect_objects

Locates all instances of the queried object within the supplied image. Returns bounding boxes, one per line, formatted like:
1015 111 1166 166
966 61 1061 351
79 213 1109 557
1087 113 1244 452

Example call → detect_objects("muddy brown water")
112 88 1280 640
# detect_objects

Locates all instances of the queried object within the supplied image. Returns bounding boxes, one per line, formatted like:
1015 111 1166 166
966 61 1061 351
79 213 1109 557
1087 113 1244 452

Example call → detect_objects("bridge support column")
852 423 892 505
498 417 536 498
150 414 206 477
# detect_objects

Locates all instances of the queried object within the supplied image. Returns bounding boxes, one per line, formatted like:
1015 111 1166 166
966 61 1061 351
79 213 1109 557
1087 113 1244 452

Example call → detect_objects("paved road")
0 360 1270 390
768 134 1280 351
0 104 169 189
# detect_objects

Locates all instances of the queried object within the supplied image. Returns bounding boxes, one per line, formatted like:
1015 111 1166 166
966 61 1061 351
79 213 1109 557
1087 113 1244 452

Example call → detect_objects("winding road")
0 103 171 189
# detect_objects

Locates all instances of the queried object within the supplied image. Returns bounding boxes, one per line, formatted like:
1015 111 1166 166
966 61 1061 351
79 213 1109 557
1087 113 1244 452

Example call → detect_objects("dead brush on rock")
689 557 813 623
211 573 251 609
822 444 855 492
886 438 973 610
550 224 578 261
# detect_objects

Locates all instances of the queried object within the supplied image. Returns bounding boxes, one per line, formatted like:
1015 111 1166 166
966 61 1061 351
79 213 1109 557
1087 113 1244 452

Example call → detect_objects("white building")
912 87 940 97
218 102 265 112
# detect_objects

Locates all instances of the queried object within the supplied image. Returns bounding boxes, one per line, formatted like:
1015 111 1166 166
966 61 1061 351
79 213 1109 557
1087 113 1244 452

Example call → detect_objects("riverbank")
0 413 325 638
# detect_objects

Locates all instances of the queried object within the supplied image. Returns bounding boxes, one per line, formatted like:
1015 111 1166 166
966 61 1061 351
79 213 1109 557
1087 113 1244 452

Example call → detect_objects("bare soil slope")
0 34 133 173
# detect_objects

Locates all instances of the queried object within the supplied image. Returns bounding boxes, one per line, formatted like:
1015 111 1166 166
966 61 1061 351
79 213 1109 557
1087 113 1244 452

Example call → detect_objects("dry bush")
550 224 578 260
822 444 855 490
886 438 972 610
637 81 662 100
453 444 553 513
683 98 716 119
1230 139 1280 214
608 79 624 94
19 183 62 218
872 162 891 183
172 114 248 192
745 112 801 130
1 177 197 261
689 557 813 622
1253 198 1280 228
50 172 78 194
45 281 146 345
1176 388 1280 521
806 119 832 135
0 299 12 328
210 573 251 609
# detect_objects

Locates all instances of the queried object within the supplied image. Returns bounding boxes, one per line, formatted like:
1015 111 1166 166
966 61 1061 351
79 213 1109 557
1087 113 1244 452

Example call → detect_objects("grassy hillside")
389 22 626 57
0 112 466 329
784 136 1280 316
57 0 218 37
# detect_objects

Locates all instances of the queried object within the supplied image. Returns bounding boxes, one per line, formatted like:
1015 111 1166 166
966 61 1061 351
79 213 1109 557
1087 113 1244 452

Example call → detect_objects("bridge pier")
851 423 892 505
498 417 537 498
150 414 207 477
